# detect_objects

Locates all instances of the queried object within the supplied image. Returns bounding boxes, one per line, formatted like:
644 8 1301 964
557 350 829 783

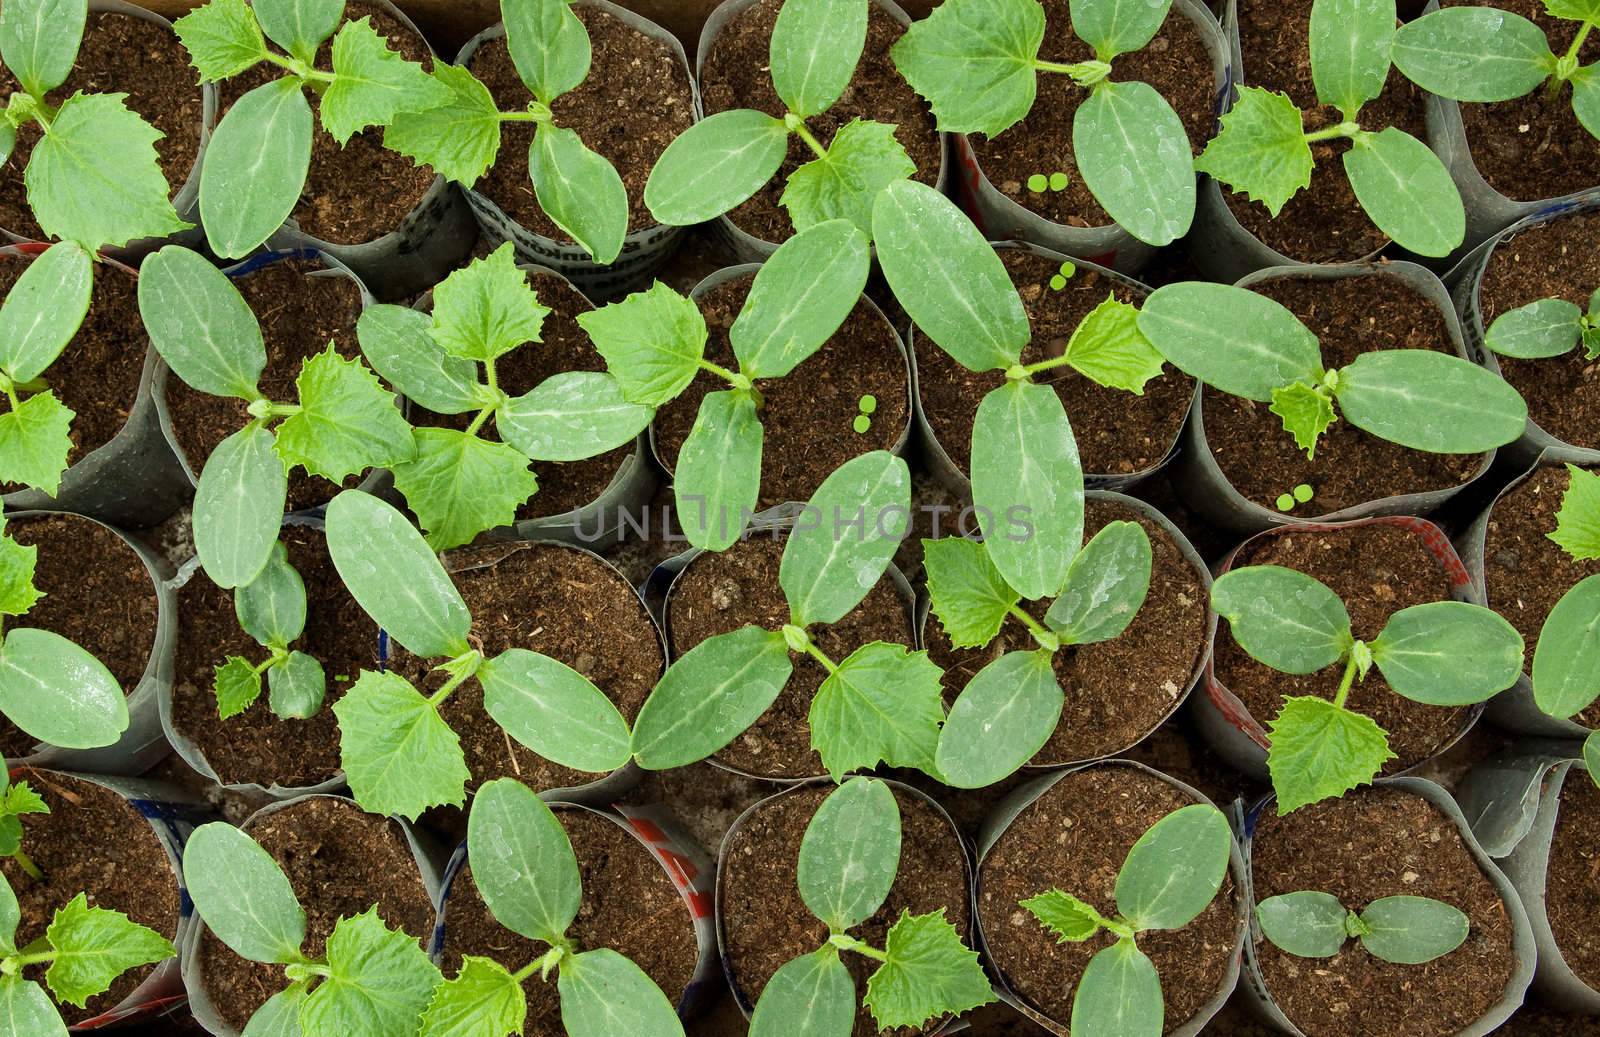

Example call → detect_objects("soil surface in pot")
1251 786 1519 1037
1478 210 1600 451
1223 0 1430 262
163 257 366 512
721 784 970 1037
1546 767 1600 989
653 273 908 508
668 537 914 778
1442 0 1600 203
926 500 1207 765
171 525 377 789
0 772 179 1026
0 515 158 757
1215 523 1471 772
1205 272 1480 514
0 10 202 238
914 251 1193 478
390 542 663 794
699 0 941 245
969 1 1217 231
979 765 1241 1031
199 797 434 1032
439 809 697 1033
218 2 436 244
467 8 693 243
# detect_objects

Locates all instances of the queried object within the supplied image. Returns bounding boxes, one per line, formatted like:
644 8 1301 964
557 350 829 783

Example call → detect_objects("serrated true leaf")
557 948 684 1037
674 390 762 552
1256 890 1348 957
0 627 126 748
138 245 267 400
0 241 91 385
1342 127 1464 257
730 219 870 380
193 422 286 590
749 947 855 1037
809 641 945 781
798 777 900 930
1069 939 1162 1037
183 822 306 965
172 0 267 82
935 649 1061 788
890 0 1043 137
478 647 632 773
321 16 450 144
201 77 314 259
383 62 502 186
1061 294 1166 394
1194 86 1312 218
1073 80 1194 246
300 907 439 1037
1138 282 1322 401
781 118 915 237
0 526 40 619
1371 601 1523 706
530 124 628 265
577 281 706 407
1358 895 1469 964
770 0 868 117
43 894 175 1009
498 371 652 462
1021 890 1104 943
333 669 468 818
781 450 909 627
1334 348 1527 452
1267 695 1396 813
1485 298 1585 359
923 536 1018 649
864 909 993 1031
214 655 264 719
1550 464 1600 561
356 304 484 416
630 626 794 769
1211 565 1353 673
1392 7 1555 103
504 0 590 104
1115 804 1231 931
392 428 539 551
0 0 87 98
468 777 581 944
431 244 550 363
275 346 413 481
418 955 526 1037
1532 573 1600 718
1269 381 1337 459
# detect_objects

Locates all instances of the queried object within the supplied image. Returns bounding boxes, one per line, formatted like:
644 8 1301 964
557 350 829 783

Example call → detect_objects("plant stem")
11 850 40 883
696 358 756 394
1018 352 1075 378
803 640 839 674
829 933 888 962
1331 652 1360 710
1303 121 1361 144
1006 604 1061 653
786 114 829 161
463 404 496 437
428 652 482 707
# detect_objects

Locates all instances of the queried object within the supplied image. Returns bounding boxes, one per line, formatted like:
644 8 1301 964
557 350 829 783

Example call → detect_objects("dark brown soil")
653 273 908 508
466 8 693 241
218 2 436 244
1214 523 1472 771
0 11 203 238
978 765 1241 1032
699 0 942 244
1223 0 1431 262
161 257 367 512
1547 767 1600 989
721 784 971 1037
388 542 663 794
667 537 915 778
439 808 698 1034
1204 272 1480 514
970 1 1218 229
0 515 157 756
1477 210 1600 451
170 524 379 789
914 251 1193 478
1 772 179 1026
1250 786 1519 1037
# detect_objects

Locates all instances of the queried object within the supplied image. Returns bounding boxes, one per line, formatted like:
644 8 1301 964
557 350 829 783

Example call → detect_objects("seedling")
1526 465 1600 723
1195 0 1465 257
1137 280 1528 461
630 451 943 781
421 779 685 1037
579 219 870 550
212 540 326 722
1275 484 1315 512
0 775 46 883
137 245 414 590
1027 171 1071 193
0 0 190 250
323 488 637 818
172 0 452 257
644 0 914 238
1049 260 1076 291
1021 803 1232 1037
1256 890 1468 964
1485 286 1600 362
894 0 1197 245
852 394 876 434
748 778 993 1035
1212 564 1524 812
182 821 440 1035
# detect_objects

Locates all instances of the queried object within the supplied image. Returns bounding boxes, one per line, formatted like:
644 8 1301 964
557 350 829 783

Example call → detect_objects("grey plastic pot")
1172 260 1498 534
973 759 1247 1036
457 1 699 300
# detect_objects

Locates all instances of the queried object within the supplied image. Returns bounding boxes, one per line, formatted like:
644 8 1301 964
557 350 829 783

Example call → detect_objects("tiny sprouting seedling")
420 779 685 1037
182 822 440 1035
1212 564 1524 813
579 219 871 551
644 0 914 239
1027 171 1071 193
212 540 326 722
1275 483 1315 512
0 0 190 251
137 245 414 591
0 774 46 883
1049 260 1076 291
172 0 452 257
1137 280 1528 462
852 394 876 434
1526 465 1600 723
630 451 944 781
1195 0 1466 257
1021 803 1232 1037
1256 890 1468 965
893 0 1197 245
748 778 994 1035
1485 286 1600 362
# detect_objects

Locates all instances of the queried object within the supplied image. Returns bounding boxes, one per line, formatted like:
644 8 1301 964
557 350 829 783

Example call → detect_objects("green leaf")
749 947 855 1037
1269 382 1337 459
243 983 309 1037
934 649 1061 788
1073 0 1172 58
183 822 306 965
300 907 439 1037
0 124 14 169
478 648 632 772
1584 729 1600 789
864 909 993 1031
674 390 762 552
0 628 124 748
333 669 468 818
630 626 794 769
1044 520 1151 646
214 655 264 719
770 0 867 117
418 956 525 1037
923 536 1018 649
391 428 539 551
1211 565 1353 674
810 642 945 781
1334 349 1527 452
798 777 901 931
1548 0 1600 19
383 63 502 187
1073 80 1194 246
1392 8 1555 103
1069 939 1162 1037
172 0 268 81
0 977 61 1037
1486 299 1585 358
1309 0 1395 116
200 77 313 259
253 0 343 64
275 346 413 481
1358 896 1469 964
730 219 870 379
1021 890 1104 943
557 948 684 1037
530 124 628 265
889 0 1043 137
504 0 590 105
781 450 909 627
0 0 85 97
1138 282 1321 401
1267 696 1396 813
468 777 581 944
1532 573 1600 718
1573 65 1600 141
1342 127 1464 256
1551 465 1600 561
194 422 286 590
0 390 71 496
1115 804 1231 930
577 281 706 407
643 109 790 226
431 243 550 364
499 372 653 462
872 179 1027 372
322 15 451 145
138 245 266 401
356 305 484 416
43 894 175 1009
0 241 90 385
1061 294 1166 394
782 118 915 237
0 527 39 619
1257 891 1348 957
1371 601 1523 706
268 651 325 719
1194 86 1313 218
236 541 307 647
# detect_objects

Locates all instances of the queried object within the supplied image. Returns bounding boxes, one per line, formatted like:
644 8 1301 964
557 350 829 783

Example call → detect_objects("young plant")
0 775 46 883
644 0 914 238
892 0 1196 246
172 0 451 257
578 219 870 550
212 540 326 722
630 451 943 781
1212 564 1524 812
421 778 685 1037
748 778 993 1036
323 488 636 818
384 0 629 262
1195 0 1465 257
137 244 414 590
1256 891 1468 965
182 821 440 1036
1526 465 1600 724
1137 280 1528 460
1021 803 1232 1037
1485 286 1600 362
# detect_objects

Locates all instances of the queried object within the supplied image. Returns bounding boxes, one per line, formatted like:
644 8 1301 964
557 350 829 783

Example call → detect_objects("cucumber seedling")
1524 465 1600 727
212 539 327 723
1256 890 1468 965
1484 286 1600 362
